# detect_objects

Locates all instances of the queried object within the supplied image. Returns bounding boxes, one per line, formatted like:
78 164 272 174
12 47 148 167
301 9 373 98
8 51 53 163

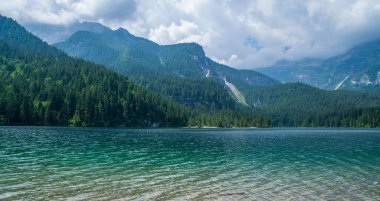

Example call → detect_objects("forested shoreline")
0 15 380 128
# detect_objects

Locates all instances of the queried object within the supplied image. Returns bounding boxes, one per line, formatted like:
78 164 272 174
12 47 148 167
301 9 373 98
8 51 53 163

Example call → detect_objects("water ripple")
0 127 379 200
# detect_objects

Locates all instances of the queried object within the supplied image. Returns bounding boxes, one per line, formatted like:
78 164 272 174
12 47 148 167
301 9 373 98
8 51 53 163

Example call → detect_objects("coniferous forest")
0 39 189 127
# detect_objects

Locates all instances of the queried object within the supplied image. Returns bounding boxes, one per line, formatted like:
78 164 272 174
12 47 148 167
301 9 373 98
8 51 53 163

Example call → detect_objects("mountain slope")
0 16 60 56
257 40 380 93
54 25 279 107
0 15 189 127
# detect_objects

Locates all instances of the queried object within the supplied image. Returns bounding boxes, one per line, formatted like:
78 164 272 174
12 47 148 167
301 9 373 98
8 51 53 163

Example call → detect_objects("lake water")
0 127 379 200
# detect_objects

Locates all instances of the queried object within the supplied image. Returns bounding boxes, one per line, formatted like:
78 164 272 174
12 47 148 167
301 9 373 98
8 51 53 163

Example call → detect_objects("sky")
1 0 380 68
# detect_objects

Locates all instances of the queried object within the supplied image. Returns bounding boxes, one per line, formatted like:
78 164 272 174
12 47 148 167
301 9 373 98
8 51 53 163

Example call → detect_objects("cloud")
0 0 136 25
148 20 212 46
212 54 239 66
1 0 380 68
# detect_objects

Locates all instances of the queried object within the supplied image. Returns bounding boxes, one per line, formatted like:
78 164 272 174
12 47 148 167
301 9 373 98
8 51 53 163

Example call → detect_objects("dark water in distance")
0 127 379 200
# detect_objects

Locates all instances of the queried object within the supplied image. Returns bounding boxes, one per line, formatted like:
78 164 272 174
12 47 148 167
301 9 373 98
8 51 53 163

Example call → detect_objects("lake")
0 127 379 200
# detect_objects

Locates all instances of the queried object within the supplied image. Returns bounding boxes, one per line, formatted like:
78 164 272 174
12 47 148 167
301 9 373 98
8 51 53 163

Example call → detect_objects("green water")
0 127 379 200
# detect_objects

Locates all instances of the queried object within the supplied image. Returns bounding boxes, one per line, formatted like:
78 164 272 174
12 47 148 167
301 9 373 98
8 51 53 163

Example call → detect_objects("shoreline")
0 125 379 129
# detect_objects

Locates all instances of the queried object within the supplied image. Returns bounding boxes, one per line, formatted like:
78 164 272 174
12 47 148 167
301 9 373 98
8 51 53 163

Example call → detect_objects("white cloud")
1 0 380 68
213 54 239 66
148 20 212 46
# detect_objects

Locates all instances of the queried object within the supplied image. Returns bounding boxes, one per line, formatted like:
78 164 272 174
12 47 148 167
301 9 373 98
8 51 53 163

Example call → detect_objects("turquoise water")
0 127 379 200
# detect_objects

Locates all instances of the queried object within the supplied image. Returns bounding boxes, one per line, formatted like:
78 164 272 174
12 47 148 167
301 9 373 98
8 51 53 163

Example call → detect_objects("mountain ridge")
25 21 112 44
54 24 279 107
256 39 380 93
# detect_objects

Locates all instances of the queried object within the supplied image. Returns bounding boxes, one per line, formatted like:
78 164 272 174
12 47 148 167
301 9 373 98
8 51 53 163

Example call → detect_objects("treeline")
270 108 380 127
188 110 271 128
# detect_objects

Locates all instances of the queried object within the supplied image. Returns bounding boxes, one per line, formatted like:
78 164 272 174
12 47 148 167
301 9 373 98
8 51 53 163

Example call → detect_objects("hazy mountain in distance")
25 22 110 44
256 40 380 94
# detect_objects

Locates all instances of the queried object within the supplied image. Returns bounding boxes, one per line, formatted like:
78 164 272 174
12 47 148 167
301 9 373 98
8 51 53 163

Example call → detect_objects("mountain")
51 22 380 127
0 15 191 127
53 25 279 107
0 15 272 128
256 40 380 93
21 19 380 127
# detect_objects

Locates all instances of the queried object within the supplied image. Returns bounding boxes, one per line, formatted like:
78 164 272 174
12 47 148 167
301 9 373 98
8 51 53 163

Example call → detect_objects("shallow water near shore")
0 127 379 200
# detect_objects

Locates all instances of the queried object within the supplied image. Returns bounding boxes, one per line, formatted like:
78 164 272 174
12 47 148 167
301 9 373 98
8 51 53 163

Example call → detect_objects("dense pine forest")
0 39 189 126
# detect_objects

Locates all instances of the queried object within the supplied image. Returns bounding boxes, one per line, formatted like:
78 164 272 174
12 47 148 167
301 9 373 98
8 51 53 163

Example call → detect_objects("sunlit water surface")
0 127 379 200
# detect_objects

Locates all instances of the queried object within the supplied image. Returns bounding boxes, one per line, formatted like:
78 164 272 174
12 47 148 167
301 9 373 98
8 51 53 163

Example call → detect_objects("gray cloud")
1 0 380 68
0 0 136 25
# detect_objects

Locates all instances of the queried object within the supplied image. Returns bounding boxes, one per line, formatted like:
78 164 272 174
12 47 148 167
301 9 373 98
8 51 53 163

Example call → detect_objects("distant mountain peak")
115 27 130 34
76 21 111 33
114 27 135 39
257 38 380 93
25 21 111 44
